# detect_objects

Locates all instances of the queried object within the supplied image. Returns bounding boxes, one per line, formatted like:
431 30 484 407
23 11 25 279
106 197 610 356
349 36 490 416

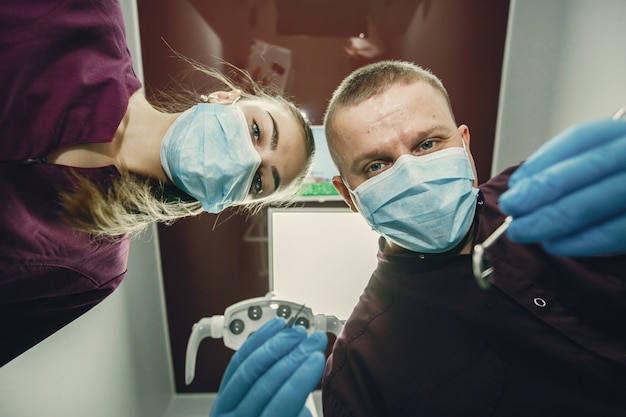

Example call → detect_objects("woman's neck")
45 91 180 181
115 92 180 180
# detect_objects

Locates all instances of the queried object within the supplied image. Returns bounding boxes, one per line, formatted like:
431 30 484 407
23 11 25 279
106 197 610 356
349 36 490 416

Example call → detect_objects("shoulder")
0 163 129 284
0 0 67 33
479 164 520 199
0 0 141 160
0 0 124 36
322 287 506 417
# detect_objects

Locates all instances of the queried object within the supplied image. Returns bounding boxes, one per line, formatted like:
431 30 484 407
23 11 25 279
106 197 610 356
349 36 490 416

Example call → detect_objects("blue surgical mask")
160 103 261 213
347 145 479 253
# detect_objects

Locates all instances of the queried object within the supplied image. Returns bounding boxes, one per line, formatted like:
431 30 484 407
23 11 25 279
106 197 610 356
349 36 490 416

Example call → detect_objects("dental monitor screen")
268 207 380 321
295 125 343 202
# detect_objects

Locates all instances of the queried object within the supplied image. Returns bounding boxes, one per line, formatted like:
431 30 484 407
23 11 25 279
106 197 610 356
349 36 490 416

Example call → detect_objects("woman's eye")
252 120 261 142
250 171 263 196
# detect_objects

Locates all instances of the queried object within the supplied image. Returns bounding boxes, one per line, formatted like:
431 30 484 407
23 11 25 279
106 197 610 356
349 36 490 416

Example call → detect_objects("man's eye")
252 121 260 142
250 171 263 196
366 162 387 175
419 140 435 151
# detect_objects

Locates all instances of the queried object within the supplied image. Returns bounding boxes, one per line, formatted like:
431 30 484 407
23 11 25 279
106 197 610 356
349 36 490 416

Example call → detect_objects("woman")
0 0 315 367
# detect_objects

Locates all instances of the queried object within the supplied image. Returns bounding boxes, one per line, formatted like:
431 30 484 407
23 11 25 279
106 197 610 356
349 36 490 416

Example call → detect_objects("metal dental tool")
472 216 512 289
286 303 307 328
472 107 626 289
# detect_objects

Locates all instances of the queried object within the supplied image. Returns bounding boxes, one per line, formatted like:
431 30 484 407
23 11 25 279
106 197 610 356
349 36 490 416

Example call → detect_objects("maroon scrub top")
0 0 142 366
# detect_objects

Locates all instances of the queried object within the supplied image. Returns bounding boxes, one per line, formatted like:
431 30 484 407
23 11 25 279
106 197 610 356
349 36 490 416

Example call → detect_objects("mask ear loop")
341 175 368 218
460 136 467 151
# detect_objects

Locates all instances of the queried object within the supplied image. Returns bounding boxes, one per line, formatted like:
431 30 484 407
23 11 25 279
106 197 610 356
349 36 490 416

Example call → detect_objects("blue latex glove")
210 317 328 417
499 117 626 257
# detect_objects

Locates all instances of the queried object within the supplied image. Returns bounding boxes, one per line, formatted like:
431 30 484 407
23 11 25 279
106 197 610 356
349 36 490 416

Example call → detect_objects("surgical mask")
160 103 261 213
347 145 479 253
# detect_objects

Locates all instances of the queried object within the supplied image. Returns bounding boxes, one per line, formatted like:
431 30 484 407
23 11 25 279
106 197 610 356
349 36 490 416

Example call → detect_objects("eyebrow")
267 111 279 150
267 111 281 191
271 166 280 191
348 125 445 174
348 146 387 175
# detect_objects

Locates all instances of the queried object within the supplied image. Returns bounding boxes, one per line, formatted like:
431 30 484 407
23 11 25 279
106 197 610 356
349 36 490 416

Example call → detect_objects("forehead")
238 97 285 118
243 98 301 132
338 81 449 127
331 81 452 150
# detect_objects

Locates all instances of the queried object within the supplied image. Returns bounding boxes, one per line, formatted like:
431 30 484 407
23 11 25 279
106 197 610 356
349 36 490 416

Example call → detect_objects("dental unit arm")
185 292 344 385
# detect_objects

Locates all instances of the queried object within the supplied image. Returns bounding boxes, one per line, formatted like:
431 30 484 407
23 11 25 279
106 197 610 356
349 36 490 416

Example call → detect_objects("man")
320 60 626 416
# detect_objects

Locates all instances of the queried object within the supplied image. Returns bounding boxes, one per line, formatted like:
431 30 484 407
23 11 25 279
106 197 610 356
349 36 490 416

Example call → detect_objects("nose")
391 143 413 161
254 144 270 165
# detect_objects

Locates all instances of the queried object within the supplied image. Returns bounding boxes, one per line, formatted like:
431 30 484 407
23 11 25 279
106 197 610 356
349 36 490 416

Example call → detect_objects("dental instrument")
184 292 342 385
285 303 307 328
473 107 626 289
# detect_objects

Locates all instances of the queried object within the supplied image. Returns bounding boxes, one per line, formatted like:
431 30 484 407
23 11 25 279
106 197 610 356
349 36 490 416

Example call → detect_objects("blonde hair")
58 59 315 239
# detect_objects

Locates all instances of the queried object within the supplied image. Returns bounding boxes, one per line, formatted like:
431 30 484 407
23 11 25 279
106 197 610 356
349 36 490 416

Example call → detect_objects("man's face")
328 81 477 211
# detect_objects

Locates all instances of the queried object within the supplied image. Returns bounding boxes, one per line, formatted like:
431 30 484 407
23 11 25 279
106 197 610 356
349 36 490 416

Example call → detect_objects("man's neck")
381 223 476 257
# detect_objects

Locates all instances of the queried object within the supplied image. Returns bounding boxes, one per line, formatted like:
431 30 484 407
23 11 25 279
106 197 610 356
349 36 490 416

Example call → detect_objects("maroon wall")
137 0 510 393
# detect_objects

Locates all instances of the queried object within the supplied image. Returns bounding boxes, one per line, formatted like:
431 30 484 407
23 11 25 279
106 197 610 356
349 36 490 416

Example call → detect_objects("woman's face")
215 94 308 200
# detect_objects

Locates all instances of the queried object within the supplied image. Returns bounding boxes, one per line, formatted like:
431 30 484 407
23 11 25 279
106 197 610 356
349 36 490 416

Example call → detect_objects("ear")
458 124 470 148
332 175 358 212
458 124 479 186
205 89 242 104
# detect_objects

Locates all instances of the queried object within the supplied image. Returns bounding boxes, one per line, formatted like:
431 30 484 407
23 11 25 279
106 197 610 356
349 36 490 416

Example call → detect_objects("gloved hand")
499 117 626 257
210 317 328 417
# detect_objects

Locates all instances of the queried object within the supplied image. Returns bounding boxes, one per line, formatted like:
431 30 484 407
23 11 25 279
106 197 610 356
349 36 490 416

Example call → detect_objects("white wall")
0 225 173 417
268 208 379 321
493 0 626 175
